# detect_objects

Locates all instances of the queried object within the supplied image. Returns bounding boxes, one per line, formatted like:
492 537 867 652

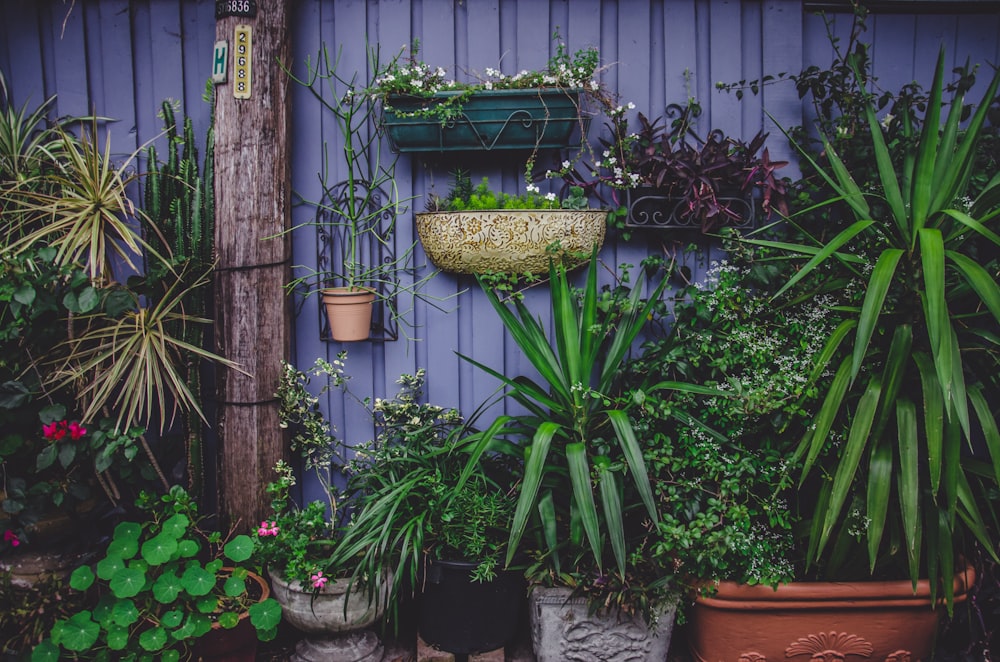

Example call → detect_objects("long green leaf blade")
566 442 602 570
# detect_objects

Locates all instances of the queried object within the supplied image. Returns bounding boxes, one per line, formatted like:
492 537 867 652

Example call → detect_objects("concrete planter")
268 569 388 662
528 586 677 662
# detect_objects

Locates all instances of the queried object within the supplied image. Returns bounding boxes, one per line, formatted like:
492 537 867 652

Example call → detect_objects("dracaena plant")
461 247 708 581
757 48 1000 602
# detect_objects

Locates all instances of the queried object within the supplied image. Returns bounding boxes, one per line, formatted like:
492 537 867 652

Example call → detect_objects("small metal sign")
233 25 251 99
212 40 228 84
215 0 256 19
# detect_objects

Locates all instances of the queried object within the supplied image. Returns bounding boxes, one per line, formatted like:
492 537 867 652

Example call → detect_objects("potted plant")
684 44 998 662
331 369 523 656
415 170 606 275
460 249 713 660
284 46 439 342
34 486 281 661
258 356 389 662
373 35 605 154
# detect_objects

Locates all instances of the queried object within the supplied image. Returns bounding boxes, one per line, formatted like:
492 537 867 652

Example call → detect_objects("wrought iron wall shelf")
625 189 757 230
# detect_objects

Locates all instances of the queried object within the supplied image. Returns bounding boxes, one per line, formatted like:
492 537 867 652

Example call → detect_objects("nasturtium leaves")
223 535 254 563
110 599 139 626
70 565 95 591
152 571 183 603
113 521 142 542
53 612 100 651
105 625 130 650
224 575 246 598
161 610 184 629
161 514 190 538
138 626 166 652
217 612 240 629
107 536 139 560
109 567 146 598
96 555 125 581
249 599 282 632
177 540 199 558
29 639 59 662
181 566 216 596
196 595 219 614
141 533 179 565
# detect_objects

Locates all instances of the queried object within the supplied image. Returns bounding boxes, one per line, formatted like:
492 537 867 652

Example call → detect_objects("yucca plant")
460 248 708 579
758 48 1000 602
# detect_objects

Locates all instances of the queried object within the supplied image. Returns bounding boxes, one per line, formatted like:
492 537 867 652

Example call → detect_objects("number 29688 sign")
233 25 251 99
216 0 256 19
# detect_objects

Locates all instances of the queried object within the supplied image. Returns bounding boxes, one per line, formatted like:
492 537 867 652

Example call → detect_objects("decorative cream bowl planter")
414 209 606 275
268 570 388 662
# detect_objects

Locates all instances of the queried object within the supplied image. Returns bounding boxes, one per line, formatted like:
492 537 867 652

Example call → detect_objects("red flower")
3 530 19 547
41 420 86 441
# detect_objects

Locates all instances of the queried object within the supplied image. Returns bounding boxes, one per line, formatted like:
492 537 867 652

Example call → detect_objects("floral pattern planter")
382 89 585 152
414 209 606 274
688 567 975 662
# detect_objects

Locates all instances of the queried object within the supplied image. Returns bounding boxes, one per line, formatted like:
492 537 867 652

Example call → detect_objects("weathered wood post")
212 1 291 528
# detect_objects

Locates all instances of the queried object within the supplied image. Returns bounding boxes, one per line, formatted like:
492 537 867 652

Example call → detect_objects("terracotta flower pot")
688 566 975 662
194 569 270 662
320 287 375 342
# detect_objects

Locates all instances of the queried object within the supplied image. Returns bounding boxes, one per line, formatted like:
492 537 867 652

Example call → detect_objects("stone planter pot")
268 569 388 662
687 566 975 662
414 209 606 275
382 88 585 152
529 586 677 662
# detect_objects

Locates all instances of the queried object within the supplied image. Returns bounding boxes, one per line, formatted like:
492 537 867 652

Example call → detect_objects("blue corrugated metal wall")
2 0 998 501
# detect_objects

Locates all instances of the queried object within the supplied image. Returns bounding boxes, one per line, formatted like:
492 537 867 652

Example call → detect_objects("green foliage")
333 369 515 605
752 48 1000 603
427 171 566 211
0 568 88 655
38 487 280 659
625 256 839 590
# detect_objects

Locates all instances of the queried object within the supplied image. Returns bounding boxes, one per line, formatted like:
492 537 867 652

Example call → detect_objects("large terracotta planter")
382 88 584 152
688 567 975 662
268 569 388 662
414 209 606 275
529 586 677 662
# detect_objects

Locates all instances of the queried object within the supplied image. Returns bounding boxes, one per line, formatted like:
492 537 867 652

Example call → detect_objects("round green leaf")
217 611 240 629
180 566 215 597
107 536 139 560
161 513 189 538
161 609 184 629
177 539 199 558
138 626 167 652
76 286 100 312
109 567 146 598
106 624 130 650
111 598 139 626
161 649 181 662
222 535 254 563
249 598 282 631
188 612 212 638
53 612 99 652
152 571 183 604
113 521 142 542
223 575 246 598
30 639 60 662
70 565 95 591
96 555 124 581
195 595 218 614
141 532 179 565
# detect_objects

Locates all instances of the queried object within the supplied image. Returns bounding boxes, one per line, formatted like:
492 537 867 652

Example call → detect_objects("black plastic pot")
418 558 525 654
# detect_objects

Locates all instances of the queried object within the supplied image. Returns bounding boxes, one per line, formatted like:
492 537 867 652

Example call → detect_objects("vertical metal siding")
2 0 998 500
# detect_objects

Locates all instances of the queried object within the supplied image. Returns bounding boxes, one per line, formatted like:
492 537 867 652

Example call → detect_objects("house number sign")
215 0 256 19
233 25 251 99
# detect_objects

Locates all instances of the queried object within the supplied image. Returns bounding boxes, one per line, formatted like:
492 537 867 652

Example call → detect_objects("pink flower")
68 422 87 440
42 422 59 439
42 420 85 441
3 530 19 547
311 571 328 589
257 520 279 537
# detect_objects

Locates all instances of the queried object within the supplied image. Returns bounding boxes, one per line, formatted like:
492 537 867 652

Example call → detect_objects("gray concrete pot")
528 586 677 662
268 569 388 662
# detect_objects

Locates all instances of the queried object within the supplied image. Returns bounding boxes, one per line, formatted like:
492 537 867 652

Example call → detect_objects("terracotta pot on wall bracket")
320 287 376 342
687 566 975 662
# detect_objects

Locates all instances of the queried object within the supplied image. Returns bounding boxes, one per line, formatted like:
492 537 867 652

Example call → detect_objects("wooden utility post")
213 1 291 529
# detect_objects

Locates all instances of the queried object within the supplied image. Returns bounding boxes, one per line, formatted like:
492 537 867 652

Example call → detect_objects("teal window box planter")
381 88 586 152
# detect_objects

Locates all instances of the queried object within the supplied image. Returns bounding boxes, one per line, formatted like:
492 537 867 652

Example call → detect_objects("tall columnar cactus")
143 99 215 499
